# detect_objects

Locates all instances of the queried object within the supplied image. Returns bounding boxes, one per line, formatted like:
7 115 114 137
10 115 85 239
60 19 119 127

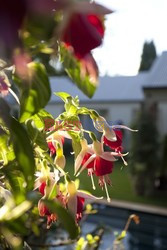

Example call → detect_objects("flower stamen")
104 178 111 202
88 169 96 190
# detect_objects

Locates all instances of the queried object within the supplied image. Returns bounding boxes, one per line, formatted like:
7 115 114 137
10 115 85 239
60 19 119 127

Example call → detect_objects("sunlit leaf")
68 130 81 158
14 62 51 123
60 45 97 98
5 201 32 221
10 118 35 190
0 134 15 165
55 92 71 102
30 109 54 130
26 119 48 150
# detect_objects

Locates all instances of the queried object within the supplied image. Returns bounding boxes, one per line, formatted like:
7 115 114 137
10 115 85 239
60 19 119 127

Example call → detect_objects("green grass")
66 157 167 208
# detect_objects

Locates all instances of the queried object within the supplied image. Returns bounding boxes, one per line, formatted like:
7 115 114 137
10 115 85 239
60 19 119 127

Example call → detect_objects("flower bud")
93 140 103 155
93 116 108 132
54 154 66 169
80 138 88 150
67 181 77 196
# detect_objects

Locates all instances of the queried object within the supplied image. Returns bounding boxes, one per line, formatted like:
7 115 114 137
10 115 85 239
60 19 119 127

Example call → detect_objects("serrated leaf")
14 62 51 123
10 118 35 190
60 45 97 98
44 200 79 239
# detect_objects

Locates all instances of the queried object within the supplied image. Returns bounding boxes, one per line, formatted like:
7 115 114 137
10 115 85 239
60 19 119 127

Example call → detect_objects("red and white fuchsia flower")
75 138 128 202
47 130 67 156
35 166 101 226
35 166 67 228
66 180 102 222
47 130 71 169
93 115 138 165
34 109 137 228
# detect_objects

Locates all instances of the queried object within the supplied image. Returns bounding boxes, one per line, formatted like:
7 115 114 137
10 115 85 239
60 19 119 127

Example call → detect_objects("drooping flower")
66 180 102 222
103 129 123 156
54 143 66 169
93 115 137 165
94 115 137 141
74 139 94 174
35 166 63 228
61 0 113 58
75 138 127 201
62 13 104 59
47 133 64 156
34 165 59 191
47 130 70 156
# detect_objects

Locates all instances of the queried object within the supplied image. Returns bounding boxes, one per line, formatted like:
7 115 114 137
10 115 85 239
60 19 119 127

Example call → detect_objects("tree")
129 109 159 196
138 41 157 72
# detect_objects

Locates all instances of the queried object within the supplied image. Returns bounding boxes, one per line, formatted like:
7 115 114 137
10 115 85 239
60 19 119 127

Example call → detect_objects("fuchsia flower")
67 181 102 222
93 116 138 165
47 130 71 156
61 3 112 83
62 14 104 59
35 167 64 228
75 139 127 201
103 129 123 151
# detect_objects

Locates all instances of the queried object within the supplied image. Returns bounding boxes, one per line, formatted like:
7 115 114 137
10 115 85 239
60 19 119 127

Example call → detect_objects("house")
46 51 167 146
4 52 167 145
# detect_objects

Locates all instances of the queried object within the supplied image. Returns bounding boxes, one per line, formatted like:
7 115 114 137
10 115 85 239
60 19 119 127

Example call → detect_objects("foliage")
138 40 157 72
160 135 167 177
0 1 136 249
129 109 159 196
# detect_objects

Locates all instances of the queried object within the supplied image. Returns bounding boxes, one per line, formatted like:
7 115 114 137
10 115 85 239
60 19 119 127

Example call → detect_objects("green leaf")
0 97 11 126
77 107 91 115
68 131 81 158
44 200 79 239
55 92 71 102
4 201 32 221
0 134 15 165
48 183 57 200
14 62 51 123
26 120 48 151
60 45 97 98
30 109 54 130
10 118 35 190
73 96 80 106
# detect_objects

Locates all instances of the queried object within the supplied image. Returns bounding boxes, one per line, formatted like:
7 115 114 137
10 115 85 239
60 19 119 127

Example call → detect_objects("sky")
93 0 167 76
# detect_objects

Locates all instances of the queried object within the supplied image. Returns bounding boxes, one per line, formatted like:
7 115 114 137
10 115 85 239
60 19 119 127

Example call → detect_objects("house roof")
144 51 167 88
50 73 146 103
50 51 167 103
